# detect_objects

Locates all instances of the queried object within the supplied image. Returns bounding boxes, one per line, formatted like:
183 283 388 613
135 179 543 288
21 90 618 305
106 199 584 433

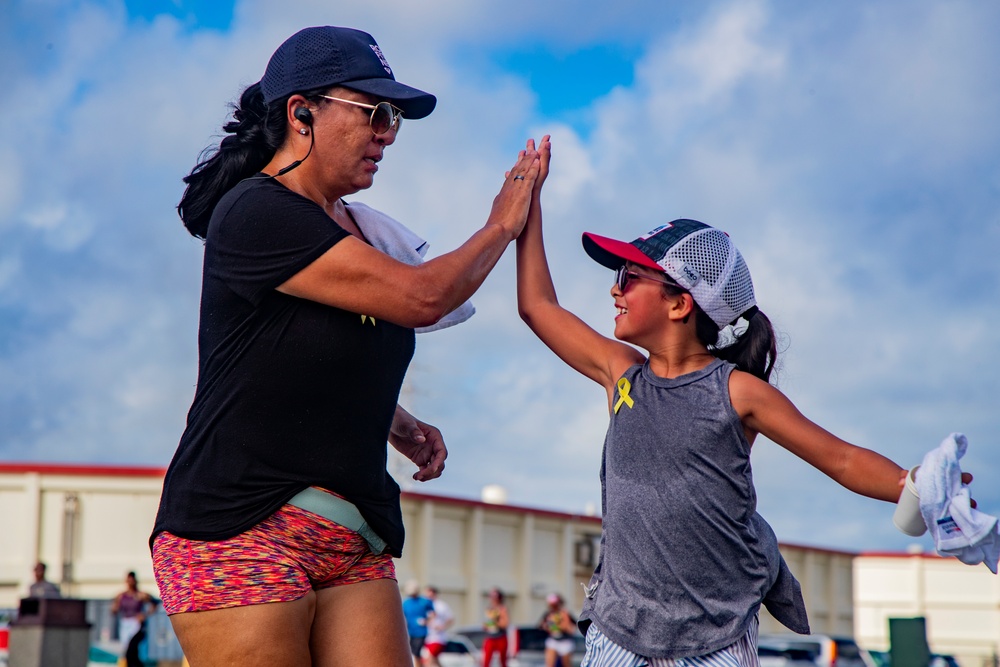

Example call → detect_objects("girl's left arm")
730 371 906 502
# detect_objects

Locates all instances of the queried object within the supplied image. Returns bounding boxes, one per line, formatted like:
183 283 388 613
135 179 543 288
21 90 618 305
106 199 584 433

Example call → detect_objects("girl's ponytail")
663 283 778 383
177 82 288 239
711 309 777 383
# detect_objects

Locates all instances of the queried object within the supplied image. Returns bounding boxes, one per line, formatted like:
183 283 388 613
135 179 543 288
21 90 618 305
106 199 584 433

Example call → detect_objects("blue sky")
121 0 236 30
2 0 999 556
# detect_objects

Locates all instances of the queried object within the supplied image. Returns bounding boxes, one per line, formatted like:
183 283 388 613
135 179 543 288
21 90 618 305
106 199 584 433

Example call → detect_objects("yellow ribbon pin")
613 377 634 414
360 315 376 326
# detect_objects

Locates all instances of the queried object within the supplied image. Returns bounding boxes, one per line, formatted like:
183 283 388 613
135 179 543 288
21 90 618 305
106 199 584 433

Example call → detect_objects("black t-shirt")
152 177 415 556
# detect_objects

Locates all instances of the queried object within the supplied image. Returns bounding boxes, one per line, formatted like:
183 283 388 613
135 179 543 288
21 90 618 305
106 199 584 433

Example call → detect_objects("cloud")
1 0 998 553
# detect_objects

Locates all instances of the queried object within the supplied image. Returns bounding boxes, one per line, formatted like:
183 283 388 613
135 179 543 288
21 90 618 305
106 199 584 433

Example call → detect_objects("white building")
854 551 1000 667
7 461 970 650
0 463 164 606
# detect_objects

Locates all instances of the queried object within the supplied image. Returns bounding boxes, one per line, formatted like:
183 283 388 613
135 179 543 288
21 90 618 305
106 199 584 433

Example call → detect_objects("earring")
299 128 308 135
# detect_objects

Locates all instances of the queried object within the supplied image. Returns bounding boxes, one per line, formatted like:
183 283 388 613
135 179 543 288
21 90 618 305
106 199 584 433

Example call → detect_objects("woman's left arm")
559 611 575 633
389 405 447 481
498 606 510 631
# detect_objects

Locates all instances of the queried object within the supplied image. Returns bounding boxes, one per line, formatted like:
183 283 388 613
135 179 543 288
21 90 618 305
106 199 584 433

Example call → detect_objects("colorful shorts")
152 496 395 615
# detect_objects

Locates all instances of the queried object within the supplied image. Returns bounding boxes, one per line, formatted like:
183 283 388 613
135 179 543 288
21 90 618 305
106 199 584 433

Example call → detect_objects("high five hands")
498 135 552 239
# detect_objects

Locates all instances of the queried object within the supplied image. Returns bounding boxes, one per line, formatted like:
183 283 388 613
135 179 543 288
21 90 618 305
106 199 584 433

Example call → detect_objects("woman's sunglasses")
615 265 680 292
319 95 403 135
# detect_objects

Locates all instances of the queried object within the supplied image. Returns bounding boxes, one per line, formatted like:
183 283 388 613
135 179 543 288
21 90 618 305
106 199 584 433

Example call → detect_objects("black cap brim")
342 78 437 120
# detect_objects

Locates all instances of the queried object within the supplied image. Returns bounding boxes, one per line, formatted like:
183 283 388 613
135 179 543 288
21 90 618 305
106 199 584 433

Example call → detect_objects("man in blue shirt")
401 580 435 667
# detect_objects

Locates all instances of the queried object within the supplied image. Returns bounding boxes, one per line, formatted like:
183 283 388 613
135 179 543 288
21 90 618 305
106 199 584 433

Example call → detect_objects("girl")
515 136 940 666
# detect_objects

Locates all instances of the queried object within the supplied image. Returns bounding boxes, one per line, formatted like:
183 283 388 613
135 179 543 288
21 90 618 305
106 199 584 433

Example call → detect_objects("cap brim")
582 232 662 272
342 79 437 119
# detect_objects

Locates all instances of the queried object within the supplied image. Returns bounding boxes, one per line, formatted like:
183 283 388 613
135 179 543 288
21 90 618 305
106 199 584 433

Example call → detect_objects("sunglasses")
615 265 680 292
318 95 403 135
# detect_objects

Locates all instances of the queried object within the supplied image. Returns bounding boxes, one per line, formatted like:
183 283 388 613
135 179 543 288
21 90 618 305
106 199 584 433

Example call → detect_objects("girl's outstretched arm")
516 136 644 394
729 370 907 502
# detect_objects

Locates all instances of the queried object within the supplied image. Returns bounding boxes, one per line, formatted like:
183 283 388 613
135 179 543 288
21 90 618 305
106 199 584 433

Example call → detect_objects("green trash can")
889 616 931 667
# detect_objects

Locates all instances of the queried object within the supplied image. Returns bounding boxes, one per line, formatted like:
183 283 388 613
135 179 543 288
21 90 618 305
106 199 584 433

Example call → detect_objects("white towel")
915 433 999 573
345 201 476 334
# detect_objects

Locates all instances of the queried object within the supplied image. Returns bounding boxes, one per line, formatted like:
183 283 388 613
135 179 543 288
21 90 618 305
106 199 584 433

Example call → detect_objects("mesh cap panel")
658 227 755 328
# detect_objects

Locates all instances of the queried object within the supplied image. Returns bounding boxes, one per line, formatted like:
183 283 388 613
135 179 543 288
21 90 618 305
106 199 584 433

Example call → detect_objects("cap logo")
680 264 700 285
369 44 392 74
638 222 673 241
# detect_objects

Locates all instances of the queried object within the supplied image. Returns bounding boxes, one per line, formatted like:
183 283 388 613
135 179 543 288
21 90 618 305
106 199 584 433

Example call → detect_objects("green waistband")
286 487 388 555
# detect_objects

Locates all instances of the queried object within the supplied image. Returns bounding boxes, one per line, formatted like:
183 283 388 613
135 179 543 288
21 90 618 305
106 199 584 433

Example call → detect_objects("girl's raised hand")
527 135 551 195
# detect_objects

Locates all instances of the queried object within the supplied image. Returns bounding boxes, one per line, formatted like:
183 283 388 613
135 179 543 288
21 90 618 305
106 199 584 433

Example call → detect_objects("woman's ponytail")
177 82 288 239
711 309 777 383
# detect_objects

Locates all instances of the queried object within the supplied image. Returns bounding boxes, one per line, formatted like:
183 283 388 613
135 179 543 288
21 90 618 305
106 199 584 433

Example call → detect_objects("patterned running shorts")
152 497 395 615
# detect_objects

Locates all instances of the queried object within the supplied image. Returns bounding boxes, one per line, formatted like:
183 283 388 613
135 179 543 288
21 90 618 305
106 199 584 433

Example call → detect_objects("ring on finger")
513 175 525 181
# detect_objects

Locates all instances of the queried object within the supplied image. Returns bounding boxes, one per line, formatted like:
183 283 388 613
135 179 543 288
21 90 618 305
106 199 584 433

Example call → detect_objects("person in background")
422 585 454 667
482 587 509 667
402 581 435 667
539 593 576 667
111 571 156 667
27 562 61 599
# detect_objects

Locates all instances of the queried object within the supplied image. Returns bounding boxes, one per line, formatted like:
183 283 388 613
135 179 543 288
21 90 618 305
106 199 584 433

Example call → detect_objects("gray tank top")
580 359 809 659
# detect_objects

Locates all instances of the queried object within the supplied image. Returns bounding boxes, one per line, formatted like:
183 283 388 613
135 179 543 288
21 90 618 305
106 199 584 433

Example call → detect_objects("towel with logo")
915 433 999 574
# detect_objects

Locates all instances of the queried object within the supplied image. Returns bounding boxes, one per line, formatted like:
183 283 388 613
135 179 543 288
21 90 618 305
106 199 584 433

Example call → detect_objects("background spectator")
27 562 61 599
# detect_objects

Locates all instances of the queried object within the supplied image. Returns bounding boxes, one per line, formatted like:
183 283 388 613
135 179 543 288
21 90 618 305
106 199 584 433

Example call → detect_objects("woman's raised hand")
487 144 541 240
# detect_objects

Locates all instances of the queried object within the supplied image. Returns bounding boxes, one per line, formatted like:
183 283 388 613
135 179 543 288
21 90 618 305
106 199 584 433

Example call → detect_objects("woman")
539 593 576 667
111 571 156 667
150 26 539 667
482 588 510 667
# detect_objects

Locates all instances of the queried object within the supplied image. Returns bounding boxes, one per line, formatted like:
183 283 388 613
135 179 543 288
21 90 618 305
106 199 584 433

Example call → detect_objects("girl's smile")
611 263 673 337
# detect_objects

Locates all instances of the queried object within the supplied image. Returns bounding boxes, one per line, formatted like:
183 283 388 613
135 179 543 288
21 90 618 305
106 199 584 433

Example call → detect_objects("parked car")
865 650 890 667
434 636 481 667
0 621 8 667
759 644 819 667
452 625 586 666
860 649 960 667
931 655 961 667
758 634 869 667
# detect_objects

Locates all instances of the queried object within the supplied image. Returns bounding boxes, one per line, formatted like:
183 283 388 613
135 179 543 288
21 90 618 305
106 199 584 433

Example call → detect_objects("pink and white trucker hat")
582 218 757 329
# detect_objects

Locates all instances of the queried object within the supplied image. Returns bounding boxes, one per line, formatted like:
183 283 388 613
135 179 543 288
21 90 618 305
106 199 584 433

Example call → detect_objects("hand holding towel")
915 433 999 574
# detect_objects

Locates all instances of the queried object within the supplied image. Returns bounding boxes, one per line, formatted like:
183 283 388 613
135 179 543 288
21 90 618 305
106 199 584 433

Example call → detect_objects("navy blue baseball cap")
260 26 437 119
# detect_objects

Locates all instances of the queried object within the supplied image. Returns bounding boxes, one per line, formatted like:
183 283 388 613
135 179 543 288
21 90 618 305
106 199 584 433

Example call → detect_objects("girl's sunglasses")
319 95 403 135
615 265 680 292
